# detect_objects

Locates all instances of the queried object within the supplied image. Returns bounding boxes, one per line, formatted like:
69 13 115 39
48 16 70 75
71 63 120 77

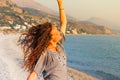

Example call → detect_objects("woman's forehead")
52 25 57 30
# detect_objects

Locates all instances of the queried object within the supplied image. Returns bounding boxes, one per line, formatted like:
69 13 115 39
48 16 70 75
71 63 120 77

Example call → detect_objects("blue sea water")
64 35 120 80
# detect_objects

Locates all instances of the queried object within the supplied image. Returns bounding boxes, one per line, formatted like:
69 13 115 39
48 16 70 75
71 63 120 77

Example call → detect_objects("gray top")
34 33 67 80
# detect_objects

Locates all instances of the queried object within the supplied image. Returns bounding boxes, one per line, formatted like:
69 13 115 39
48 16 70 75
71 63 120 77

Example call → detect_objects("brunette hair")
19 22 52 72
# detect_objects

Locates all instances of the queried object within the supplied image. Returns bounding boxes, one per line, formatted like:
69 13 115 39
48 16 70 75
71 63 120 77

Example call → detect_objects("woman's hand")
57 0 62 2
57 0 63 4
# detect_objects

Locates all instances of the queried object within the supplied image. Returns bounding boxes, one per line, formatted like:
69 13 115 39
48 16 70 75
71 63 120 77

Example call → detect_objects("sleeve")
34 52 47 76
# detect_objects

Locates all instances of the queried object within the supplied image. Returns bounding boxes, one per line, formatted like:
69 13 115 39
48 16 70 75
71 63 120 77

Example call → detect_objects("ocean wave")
0 59 11 80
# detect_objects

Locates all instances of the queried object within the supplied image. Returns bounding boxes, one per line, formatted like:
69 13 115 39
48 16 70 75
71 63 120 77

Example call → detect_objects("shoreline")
66 34 120 36
67 67 101 80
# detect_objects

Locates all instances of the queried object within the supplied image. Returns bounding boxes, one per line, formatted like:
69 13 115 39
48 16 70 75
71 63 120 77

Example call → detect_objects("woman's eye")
57 29 60 31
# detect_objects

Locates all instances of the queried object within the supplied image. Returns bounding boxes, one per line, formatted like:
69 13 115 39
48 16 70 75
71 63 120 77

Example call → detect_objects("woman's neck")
47 41 58 52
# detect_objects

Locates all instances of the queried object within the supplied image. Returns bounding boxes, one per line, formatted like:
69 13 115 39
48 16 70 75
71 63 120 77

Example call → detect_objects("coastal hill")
0 0 49 30
10 0 57 16
88 17 119 30
0 0 116 35
10 0 76 20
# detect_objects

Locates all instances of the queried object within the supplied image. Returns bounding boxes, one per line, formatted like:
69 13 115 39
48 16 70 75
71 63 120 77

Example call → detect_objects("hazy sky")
35 0 120 29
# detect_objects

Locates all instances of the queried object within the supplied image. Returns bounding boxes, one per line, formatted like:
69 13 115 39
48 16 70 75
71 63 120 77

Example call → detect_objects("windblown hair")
19 22 52 72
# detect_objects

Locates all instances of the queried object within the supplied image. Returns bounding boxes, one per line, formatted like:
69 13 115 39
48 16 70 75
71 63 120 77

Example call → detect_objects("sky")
35 0 120 30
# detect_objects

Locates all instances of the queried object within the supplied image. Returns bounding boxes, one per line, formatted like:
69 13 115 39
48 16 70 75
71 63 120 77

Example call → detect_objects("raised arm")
57 0 67 35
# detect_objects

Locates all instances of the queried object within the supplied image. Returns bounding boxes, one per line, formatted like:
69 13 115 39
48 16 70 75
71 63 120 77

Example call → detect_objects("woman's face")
50 25 62 43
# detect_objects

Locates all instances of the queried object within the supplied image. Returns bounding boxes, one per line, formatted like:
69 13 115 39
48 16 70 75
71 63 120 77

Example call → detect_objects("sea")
64 35 120 80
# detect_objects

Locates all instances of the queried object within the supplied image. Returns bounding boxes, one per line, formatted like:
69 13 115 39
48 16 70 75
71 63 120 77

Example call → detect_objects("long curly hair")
19 22 52 72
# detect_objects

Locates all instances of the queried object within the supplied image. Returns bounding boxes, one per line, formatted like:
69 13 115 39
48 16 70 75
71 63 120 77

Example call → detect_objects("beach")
0 32 100 80
67 67 100 80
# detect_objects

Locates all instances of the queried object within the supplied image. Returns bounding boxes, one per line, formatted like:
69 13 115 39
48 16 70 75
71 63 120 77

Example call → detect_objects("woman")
19 0 67 80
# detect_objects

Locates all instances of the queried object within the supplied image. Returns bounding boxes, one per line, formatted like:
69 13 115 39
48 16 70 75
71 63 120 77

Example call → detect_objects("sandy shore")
67 67 100 80
0 33 101 80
